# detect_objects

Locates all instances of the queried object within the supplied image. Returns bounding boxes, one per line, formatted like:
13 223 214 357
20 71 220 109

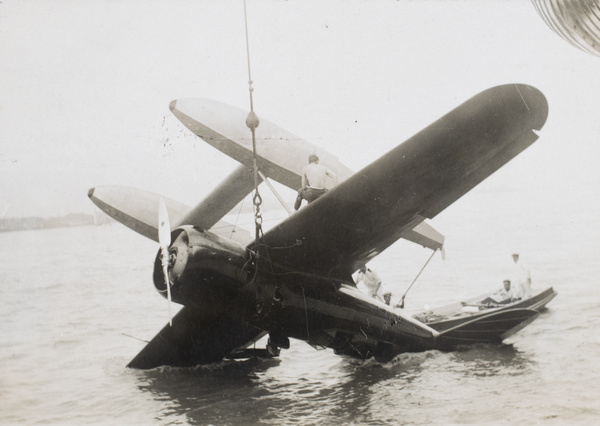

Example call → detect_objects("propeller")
158 198 172 326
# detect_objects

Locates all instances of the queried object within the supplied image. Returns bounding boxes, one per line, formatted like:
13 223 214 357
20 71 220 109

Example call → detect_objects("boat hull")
413 287 557 350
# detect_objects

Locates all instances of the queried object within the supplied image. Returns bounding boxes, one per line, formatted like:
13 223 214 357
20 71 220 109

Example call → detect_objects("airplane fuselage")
154 226 436 361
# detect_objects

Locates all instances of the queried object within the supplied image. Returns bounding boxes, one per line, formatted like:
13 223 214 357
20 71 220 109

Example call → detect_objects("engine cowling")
153 226 253 311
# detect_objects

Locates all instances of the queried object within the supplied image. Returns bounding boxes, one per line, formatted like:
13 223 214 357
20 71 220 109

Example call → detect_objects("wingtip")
484 84 549 134
169 100 177 112
87 187 95 199
512 84 549 130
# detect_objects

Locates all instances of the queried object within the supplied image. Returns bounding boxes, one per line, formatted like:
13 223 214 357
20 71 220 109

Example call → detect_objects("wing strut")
258 170 293 215
398 249 439 309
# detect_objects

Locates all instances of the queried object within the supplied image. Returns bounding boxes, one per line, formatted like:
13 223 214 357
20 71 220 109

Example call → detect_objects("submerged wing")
252 84 548 280
128 307 266 369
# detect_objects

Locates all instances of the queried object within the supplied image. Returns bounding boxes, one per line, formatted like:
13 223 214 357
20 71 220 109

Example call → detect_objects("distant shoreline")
0 213 113 233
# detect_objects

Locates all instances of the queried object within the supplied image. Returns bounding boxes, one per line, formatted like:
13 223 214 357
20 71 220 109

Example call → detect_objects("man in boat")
481 279 518 306
355 266 383 300
294 154 338 210
381 290 405 310
512 253 532 299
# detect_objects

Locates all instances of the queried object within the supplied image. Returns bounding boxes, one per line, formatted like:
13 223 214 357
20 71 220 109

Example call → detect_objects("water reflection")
134 357 282 424
133 342 536 425
449 343 535 377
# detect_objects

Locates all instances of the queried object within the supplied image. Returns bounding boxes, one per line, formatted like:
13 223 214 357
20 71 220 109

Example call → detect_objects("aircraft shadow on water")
89 83 556 369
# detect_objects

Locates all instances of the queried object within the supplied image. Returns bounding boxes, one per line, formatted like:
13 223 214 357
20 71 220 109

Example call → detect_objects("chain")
253 185 263 243
243 0 263 256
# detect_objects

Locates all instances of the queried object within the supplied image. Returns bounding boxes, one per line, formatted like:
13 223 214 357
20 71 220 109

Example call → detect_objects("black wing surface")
251 84 548 280
127 307 265 369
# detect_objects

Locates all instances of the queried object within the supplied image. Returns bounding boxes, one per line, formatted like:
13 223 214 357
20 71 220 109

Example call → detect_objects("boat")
413 287 557 350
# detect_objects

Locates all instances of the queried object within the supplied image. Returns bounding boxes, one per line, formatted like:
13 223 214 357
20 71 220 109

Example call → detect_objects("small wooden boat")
413 287 557 350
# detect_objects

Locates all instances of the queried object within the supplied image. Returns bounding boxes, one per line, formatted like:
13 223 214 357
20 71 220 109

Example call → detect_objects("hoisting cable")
243 0 263 253
398 248 439 309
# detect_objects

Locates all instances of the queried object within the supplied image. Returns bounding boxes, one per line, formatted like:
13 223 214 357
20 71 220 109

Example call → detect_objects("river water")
1 187 600 425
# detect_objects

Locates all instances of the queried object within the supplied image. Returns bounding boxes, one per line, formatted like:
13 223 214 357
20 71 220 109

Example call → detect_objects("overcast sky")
1 0 599 221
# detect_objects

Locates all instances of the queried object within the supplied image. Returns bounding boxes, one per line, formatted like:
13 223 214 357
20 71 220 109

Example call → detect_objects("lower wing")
127 306 266 369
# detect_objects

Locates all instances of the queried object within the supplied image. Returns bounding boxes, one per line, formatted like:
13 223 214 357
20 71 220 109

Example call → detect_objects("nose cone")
154 229 189 294
168 231 189 283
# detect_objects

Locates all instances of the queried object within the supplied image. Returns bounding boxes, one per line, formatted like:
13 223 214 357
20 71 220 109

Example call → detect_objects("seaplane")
89 83 556 369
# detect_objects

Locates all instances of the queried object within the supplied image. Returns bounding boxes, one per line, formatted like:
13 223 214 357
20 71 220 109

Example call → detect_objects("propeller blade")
158 198 172 326
158 198 171 248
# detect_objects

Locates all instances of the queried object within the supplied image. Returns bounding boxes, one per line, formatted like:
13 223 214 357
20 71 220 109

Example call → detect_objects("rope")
399 248 438 309
242 1 285 313
242 0 263 254
243 0 254 113
120 333 149 343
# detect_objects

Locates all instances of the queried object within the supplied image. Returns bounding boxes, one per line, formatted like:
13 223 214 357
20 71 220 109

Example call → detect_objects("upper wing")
251 84 548 280
169 98 353 190
170 97 444 251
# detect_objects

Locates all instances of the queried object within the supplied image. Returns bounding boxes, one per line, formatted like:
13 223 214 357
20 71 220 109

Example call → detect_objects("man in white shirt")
294 154 338 210
482 279 518 305
512 253 532 299
355 266 383 300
